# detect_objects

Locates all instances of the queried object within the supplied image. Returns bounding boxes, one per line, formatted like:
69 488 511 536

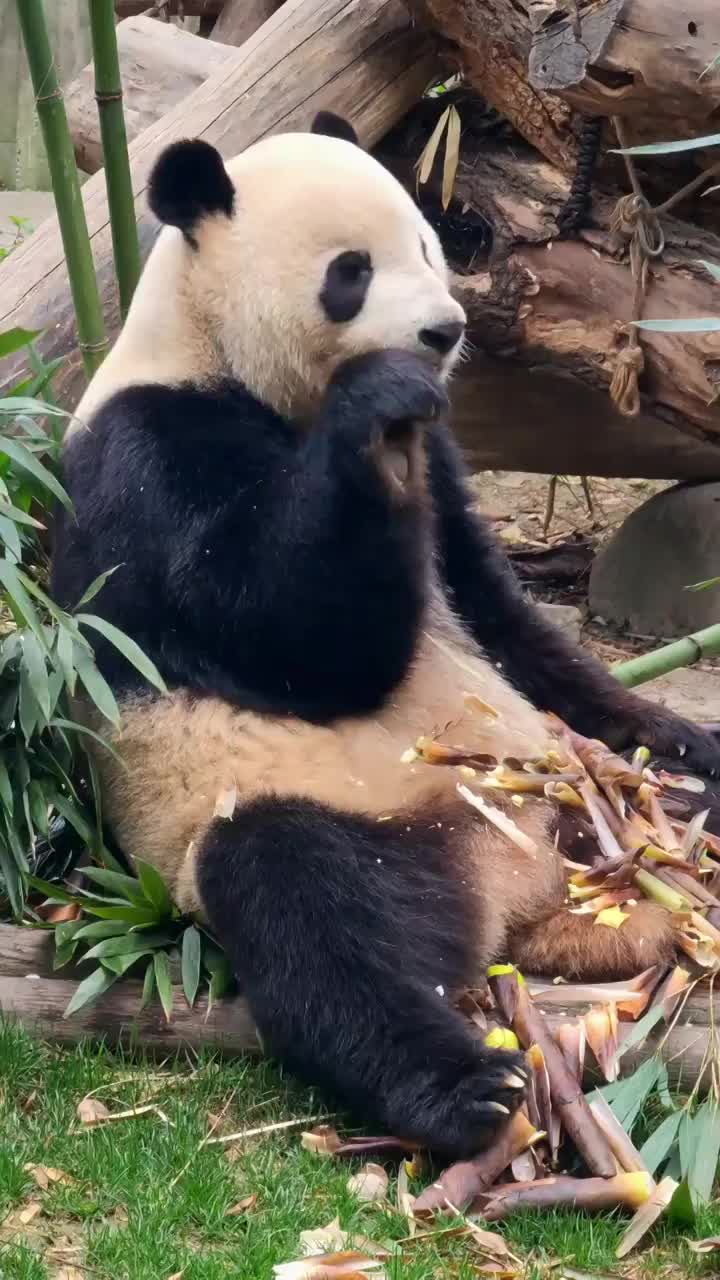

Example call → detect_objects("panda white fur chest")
52 113 718 1158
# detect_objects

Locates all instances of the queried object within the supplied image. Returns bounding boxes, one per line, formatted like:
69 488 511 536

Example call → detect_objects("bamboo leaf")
101 949 152 975
80 865 146 901
140 959 156 1011
72 642 120 726
0 396 67 417
0 515 21 560
135 859 172 915
612 132 720 156
82 931 175 962
181 926 201 1007
0 760 13 815
28 875 78 905
0 559 50 652
21 632 50 720
154 950 173 1021
633 317 720 333
63 965 118 1017
441 105 461 211
0 837 23 916
76 613 166 693
600 1057 663 1132
639 1109 683 1176
688 1102 720 1206
667 1176 696 1226
55 624 77 694
416 105 450 187
74 567 120 610
73 919 131 941
0 435 72 510
0 500 44 529
0 328 42 358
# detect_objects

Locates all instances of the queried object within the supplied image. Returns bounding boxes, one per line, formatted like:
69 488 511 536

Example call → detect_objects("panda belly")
88 595 560 930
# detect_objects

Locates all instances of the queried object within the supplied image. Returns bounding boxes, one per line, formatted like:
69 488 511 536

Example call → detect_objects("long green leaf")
0 837 23 916
0 396 67 417
0 559 50 652
140 959 156 1011
154 950 173 1022
688 1101 720 1206
80 865 148 905
72 642 120 726
74 567 120 610
76 613 166 693
0 499 44 529
63 964 117 1017
73 919 131 941
612 132 720 156
81 930 175 962
21 632 50 720
135 859 172 916
639 1109 683 1176
633 317 720 333
181 926 201 1007
0 435 71 510
0 328 42 358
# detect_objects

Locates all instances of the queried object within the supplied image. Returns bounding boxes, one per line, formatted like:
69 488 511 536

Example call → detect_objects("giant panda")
51 113 720 1158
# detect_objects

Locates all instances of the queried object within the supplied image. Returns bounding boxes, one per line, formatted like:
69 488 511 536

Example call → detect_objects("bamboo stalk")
88 0 141 320
15 0 108 379
612 625 720 689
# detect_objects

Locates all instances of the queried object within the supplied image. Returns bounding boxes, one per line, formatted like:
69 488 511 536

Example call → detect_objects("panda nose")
418 320 465 355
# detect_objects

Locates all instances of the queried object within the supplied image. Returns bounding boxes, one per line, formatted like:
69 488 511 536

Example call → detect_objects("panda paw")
625 704 720 778
386 1046 527 1161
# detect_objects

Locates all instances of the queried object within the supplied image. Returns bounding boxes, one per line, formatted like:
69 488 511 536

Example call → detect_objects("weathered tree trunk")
65 15 234 174
0 925 714 1086
428 143 720 479
210 0 284 46
404 0 720 171
0 0 436 408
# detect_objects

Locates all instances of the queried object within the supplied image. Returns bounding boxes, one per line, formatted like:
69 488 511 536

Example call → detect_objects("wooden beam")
65 16 234 174
0 0 437 409
0 926 713 1085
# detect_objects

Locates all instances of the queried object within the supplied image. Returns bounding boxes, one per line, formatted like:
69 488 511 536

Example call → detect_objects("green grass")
1 1021 719 1279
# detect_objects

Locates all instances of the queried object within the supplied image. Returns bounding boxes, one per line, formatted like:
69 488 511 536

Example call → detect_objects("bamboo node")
94 91 124 104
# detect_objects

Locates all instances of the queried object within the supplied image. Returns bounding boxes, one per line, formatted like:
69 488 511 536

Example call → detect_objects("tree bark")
210 0 284 46
431 144 720 479
404 0 720 171
0 0 437 409
65 16 234 174
0 926 713 1086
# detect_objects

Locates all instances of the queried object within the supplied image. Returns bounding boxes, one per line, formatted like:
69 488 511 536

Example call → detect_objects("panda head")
139 113 466 418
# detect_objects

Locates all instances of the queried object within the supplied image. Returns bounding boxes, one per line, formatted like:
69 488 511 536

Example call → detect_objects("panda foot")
383 1047 527 1161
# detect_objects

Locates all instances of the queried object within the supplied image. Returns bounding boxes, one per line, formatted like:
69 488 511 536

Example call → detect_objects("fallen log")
0 925 714 1083
411 142 720 479
65 16 234 174
0 0 437 409
210 0 284 47
404 0 720 170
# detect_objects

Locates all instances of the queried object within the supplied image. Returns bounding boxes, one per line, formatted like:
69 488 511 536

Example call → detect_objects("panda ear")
148 139 235 238
311 111 359 146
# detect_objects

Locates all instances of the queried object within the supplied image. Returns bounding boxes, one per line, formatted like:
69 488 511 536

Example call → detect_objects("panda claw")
481 1101 510 1116
504 1072 526 1090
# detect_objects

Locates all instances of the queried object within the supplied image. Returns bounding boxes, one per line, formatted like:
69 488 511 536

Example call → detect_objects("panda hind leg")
196 794 526 1160
508 899 675 982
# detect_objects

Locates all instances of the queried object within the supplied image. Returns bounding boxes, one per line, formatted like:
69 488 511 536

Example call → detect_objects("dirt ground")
469 469 720 721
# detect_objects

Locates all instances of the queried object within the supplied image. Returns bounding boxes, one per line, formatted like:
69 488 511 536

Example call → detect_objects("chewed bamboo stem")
612 624 720 688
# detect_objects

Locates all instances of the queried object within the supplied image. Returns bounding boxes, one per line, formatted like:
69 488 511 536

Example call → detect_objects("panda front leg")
197 795 526 1160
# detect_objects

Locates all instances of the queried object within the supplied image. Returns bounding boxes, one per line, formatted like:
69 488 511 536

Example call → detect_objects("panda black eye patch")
320 251 373 323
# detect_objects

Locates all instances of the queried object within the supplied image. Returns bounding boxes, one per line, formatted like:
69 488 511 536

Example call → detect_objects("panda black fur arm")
427 429 720 775
52 352 444 724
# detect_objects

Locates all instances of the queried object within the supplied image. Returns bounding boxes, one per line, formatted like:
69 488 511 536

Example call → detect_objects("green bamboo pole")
87 0 141 320
612 623 720 689
15 0 108 381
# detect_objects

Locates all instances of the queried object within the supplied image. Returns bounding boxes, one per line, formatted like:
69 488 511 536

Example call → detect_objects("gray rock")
536 601 583 644
589 481 720 637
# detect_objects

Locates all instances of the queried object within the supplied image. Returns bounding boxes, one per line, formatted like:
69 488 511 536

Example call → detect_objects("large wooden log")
0 0 437 409
422 143 720 479
404 0 720 171
65 16 234 174
0 925 712 1085
210 0 284 47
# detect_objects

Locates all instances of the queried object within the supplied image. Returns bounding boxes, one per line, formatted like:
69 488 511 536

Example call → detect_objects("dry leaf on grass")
301 1124 342 1156
225 1193 258 1217
274 1255 386 1279
23 1164 76 1190
687 1235 720 1252
55 1269 85 1280
346 1164 388 1203
17 1201 42 1225
165 1273 185 1280
299 1218 388 1260
76 1095 111 1126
